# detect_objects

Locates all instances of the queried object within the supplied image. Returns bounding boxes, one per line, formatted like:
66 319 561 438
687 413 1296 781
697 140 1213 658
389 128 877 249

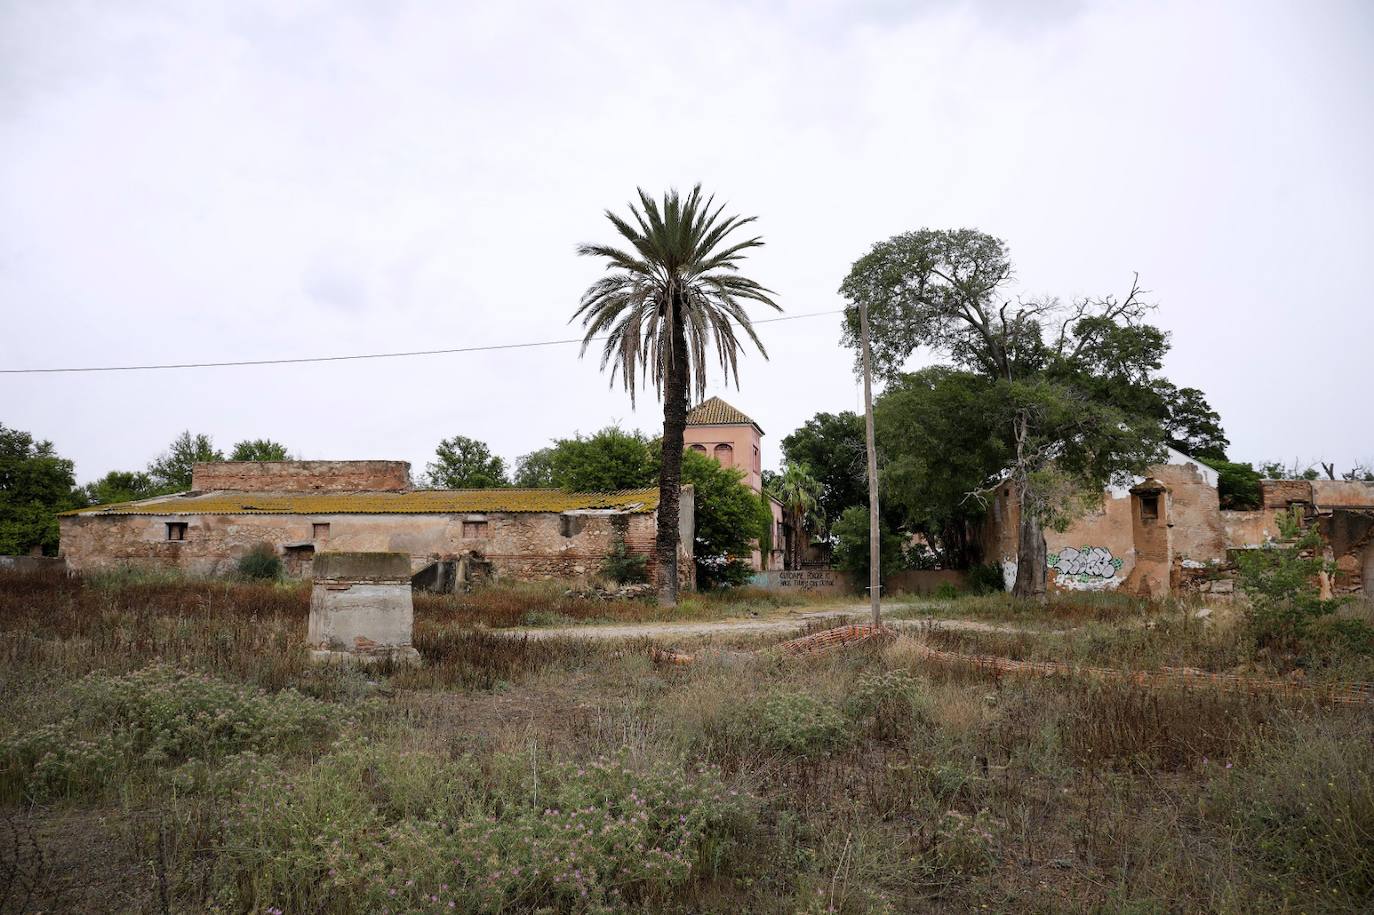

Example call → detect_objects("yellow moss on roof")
686 396 760 431
62 487 659 517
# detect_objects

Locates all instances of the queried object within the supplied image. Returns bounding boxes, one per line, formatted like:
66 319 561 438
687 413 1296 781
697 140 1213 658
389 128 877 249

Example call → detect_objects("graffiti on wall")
1047 546 1123 583
777 569 839 591
749 569 847 592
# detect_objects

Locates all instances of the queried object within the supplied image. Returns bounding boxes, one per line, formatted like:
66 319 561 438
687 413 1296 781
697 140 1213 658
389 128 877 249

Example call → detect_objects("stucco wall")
59 509 665 583
684 424 763 493
1311 480 1374 509
191 461 411 493
981 459 1227 593
1222 509 1282 549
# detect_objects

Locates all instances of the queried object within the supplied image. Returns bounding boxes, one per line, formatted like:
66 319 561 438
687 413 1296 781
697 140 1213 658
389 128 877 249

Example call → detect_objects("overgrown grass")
416 582 844 629
2 570 1371 912
894 588 1189 624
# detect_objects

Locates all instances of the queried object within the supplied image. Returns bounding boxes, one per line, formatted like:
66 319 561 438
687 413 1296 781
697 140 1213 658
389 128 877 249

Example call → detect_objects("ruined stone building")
980 448 1374 597
59 460 694 587
684 396 786 569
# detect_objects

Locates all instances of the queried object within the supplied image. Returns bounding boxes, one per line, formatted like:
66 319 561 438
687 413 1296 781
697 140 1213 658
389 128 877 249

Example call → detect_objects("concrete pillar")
308 551 420 664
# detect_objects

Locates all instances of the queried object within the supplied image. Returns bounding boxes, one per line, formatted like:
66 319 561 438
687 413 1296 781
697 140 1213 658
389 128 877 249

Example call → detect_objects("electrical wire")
0 309 846 375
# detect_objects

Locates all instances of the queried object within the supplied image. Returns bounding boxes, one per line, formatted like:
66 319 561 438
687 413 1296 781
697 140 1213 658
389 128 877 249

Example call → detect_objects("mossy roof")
62 487 659 517
686 396 761 432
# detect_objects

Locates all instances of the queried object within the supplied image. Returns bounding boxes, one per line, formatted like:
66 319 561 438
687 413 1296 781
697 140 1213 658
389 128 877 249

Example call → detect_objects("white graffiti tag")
1048 546 1120 580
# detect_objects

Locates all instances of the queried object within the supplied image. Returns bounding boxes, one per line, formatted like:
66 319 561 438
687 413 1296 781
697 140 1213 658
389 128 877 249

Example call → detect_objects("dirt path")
505 605 1047 642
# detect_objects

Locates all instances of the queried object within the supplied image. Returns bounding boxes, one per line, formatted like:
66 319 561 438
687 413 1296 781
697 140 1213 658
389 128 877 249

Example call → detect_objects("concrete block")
313 551 411 581
309 553 419 664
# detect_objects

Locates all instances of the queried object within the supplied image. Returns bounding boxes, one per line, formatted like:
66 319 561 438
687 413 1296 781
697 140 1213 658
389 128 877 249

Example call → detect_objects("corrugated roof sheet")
686 396 760 430
62 487 659 517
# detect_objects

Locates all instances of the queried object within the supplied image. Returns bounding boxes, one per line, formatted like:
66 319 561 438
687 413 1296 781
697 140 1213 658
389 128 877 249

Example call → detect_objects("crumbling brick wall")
58 508 669 585
190 461 411 493
1261 479 1313 510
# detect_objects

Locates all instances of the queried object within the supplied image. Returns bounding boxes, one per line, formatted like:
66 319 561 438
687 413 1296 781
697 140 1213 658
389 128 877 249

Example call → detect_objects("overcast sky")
3 0 1371 484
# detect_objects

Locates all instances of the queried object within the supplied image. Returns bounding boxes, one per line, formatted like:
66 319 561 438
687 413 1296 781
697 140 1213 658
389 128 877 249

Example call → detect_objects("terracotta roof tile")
62 487 659 517
686 396 760 431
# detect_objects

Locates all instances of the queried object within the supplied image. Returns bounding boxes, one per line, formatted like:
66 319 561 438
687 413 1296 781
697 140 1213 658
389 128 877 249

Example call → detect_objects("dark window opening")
312 522 330 540
1140 494 1160 522
166 522 188 541
560 514 584 538
462 520 489 538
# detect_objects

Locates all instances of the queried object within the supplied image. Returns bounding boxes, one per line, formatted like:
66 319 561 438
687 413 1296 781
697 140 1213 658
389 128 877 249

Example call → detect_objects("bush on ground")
599 533 649 584
0 665 335 801
213 743 756 913
236 542 283 580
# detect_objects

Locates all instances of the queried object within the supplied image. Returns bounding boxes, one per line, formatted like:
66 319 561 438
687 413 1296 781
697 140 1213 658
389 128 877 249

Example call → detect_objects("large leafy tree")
831 506 906 589
874 367 1011 568
512 447 557 488
533 427 658 492
769 462 824 570
82 470 163 506
426 436 509 489
574 186 779 605
230 439 291 461
0 424 79 555
779 412 868 528
840 229 1170 599
149 431 223 491
681 449 770 589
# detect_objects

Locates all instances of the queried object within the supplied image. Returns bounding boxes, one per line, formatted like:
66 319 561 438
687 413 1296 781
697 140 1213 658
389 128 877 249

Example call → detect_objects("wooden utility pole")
857 298 882 626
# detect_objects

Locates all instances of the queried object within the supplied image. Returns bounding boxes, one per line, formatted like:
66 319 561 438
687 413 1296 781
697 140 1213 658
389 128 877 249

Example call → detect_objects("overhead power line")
1 309 846 375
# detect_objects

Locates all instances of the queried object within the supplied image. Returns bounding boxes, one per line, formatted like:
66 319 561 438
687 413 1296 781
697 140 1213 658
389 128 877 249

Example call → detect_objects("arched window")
713 443 733 466
689 443 707 454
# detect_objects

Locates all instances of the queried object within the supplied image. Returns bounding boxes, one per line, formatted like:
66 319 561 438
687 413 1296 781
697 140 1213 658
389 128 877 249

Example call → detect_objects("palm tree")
574 186 779 605
772 462 824 570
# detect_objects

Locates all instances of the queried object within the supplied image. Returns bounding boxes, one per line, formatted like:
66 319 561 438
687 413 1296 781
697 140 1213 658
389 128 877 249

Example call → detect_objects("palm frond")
572 186 780 404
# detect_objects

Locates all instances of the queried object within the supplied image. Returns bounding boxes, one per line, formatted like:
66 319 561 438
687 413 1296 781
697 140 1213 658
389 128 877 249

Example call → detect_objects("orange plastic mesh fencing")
774 624 895 656
648 624 1374 706
909 642 1374 706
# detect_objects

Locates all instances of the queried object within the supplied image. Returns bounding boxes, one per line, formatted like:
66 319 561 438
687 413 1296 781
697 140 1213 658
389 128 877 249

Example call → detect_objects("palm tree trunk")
789 506 804 570
656 313 689 606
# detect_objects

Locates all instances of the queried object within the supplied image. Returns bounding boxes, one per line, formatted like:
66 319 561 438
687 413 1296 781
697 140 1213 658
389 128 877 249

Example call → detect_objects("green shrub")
212 744 756 913
697 555 754 590
726 692 852 759
600 533 649 584
934 581 959 600
847 669 931 741
1237 517 1347 649
965 563 1005 595
0 665 335 801
1208 459 1263 511
236 542 283 580
920 809 998 878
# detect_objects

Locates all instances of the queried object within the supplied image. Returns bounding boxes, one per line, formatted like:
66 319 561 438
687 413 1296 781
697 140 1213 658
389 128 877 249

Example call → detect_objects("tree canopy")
81 470 163 506
149 431 223 491
840 228 1220 597
230 439 291 461
874 367 1011 568
681 449 770 588
768 462 824 570
778 411 867 528
521 427 658 492
0 424 79 555
425 436 509 489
